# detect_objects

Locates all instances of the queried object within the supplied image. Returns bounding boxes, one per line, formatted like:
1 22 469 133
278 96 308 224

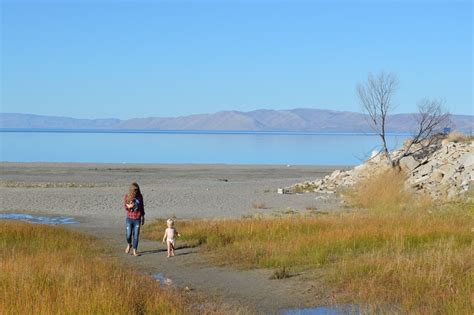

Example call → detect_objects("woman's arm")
140 195 145 225
124 195 130 211
139 195 145 215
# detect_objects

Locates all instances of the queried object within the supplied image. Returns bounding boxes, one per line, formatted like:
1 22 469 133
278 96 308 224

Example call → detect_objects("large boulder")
440 164 457 184
399 156 420 172
459 152 474 168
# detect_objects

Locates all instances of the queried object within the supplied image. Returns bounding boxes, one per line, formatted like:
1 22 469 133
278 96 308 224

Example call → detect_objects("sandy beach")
0 162 345 223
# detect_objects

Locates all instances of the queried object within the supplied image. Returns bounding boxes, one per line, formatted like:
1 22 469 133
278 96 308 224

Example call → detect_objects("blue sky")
1 0 472 119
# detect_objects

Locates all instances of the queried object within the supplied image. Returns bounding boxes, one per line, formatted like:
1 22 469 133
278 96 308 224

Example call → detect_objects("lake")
0 130 408 165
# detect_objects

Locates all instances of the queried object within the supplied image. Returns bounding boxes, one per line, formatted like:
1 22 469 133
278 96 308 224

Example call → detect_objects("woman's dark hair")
128 182 142 200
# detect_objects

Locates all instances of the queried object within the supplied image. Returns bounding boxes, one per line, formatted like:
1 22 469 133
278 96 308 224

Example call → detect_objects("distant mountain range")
0 109 472 133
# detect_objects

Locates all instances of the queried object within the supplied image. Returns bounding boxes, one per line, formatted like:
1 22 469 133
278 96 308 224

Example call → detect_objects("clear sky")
1 0 472 119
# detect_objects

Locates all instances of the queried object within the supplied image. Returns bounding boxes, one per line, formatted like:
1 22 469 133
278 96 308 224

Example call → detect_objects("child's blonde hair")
166 219 174 226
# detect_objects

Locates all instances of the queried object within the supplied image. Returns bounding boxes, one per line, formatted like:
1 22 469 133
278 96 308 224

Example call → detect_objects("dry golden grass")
344 168 434 215
144 171 473 314
0 222 186 315
446 131 474 143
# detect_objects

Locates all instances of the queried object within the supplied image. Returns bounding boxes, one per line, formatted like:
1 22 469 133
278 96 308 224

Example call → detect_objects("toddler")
162 219 180 257
127 198 140 212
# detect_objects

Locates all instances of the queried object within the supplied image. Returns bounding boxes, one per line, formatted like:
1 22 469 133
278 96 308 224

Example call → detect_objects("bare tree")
357 72 399 165
357 72 451 168
392 98 451 166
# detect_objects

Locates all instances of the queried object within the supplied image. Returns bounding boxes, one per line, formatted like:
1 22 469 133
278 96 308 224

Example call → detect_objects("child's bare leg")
167 242 171 257
171 243 175 256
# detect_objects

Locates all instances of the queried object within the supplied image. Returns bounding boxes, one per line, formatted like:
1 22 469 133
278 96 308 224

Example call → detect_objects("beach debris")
252 202 267 209
287 136 473 200
314 195 329 200
153 273 173 286
0 181 108 188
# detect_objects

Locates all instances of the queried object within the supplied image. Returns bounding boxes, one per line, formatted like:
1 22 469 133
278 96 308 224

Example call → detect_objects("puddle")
282 305 361 315
0 213 78 225
153 273 173 286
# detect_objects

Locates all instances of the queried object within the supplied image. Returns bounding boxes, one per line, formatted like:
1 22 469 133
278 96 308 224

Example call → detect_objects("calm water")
282 305 361 315
0 130 408 165
0 213 78 225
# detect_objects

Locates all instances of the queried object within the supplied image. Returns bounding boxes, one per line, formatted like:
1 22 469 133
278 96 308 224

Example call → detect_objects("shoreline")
0 161 353 168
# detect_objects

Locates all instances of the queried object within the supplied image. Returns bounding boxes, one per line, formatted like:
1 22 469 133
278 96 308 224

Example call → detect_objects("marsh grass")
144 171 473 314
0 222 186 314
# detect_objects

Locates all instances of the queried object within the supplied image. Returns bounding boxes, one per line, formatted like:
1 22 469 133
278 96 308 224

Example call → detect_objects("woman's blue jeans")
126 217 141 250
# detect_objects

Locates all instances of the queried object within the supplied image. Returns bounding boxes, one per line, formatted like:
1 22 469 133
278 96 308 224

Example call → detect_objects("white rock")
459 152 474 168
400 156 420 172
330 170 341 178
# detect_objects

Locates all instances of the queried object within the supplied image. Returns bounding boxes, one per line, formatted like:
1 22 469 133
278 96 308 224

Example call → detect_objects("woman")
124 182 145 256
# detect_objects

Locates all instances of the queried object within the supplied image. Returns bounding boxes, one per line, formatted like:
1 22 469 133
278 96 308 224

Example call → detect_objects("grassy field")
0 222 187 314
144 170 473 314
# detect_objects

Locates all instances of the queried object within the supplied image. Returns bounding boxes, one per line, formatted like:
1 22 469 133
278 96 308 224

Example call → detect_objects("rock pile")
289 138 473 200
403 140 473 199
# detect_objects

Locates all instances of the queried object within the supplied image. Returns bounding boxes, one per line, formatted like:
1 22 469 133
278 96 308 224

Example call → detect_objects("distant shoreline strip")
0 128 411 136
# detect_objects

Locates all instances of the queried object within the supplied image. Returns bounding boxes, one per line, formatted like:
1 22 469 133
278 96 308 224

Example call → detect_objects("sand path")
70 218 330 314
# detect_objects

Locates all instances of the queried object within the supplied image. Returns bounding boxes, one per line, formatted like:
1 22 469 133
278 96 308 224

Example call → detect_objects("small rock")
414 175 429 184
432 169 444 182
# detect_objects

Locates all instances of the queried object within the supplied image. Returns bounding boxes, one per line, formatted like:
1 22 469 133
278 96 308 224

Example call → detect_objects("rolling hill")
0 109 472 133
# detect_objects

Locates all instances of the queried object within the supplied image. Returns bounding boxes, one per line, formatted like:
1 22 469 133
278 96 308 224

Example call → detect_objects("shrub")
344 168 433 215
252 202 267 209
446 131 473 143
270 267 291 280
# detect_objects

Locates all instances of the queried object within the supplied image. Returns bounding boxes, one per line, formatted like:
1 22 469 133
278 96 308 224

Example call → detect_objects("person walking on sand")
163 219 180 258
124 182 145 257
